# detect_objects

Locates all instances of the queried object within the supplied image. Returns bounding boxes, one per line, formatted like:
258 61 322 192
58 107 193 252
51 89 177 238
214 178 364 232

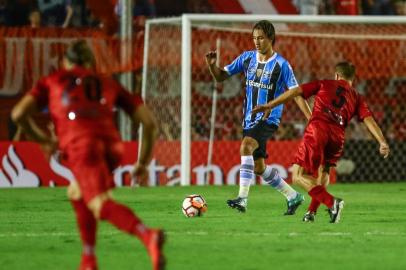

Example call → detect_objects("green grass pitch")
1 183 406 270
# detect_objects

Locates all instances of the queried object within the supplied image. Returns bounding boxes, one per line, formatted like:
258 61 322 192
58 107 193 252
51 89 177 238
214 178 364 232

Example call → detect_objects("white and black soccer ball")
181 194 208 217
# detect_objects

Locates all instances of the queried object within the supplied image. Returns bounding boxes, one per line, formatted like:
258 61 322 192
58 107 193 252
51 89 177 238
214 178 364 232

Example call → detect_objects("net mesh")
144 19 406 183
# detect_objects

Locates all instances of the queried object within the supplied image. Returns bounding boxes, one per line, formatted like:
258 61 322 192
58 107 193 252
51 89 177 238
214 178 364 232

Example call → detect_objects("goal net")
142 15 406 186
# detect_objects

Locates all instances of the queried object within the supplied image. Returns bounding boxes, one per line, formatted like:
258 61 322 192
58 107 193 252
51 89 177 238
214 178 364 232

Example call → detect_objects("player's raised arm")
362 116 390 158
205 51 230 82
131 104 158 185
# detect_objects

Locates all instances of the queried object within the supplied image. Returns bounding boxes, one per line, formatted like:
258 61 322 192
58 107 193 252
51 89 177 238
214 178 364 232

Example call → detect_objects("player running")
11 40 165 269
205 20 312 214
252 61 390 223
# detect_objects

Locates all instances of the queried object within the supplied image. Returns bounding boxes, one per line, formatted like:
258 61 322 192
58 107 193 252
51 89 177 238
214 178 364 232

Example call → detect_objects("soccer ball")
181 194 208 217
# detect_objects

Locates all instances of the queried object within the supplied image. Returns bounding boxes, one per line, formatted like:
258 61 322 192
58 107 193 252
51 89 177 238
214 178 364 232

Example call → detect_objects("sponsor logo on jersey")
246 80 273 90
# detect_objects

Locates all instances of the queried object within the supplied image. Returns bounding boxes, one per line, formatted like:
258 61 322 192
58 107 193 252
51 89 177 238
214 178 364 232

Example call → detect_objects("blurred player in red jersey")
11 40 165 270
252 61 390 223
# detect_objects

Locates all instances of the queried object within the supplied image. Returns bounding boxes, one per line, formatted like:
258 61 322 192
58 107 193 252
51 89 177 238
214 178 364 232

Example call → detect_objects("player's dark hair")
335 61 356 81
252 20 276 45
65 40 95 68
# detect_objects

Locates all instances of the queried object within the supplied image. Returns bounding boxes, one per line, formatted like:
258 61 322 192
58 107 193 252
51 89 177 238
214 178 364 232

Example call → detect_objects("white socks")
238 156 255 198
238 159 298 201
261 166 297 201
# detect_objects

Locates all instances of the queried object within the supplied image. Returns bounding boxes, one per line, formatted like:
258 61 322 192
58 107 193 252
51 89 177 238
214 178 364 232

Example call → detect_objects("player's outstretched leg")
261 166 304 215
69 180 98 270
227 156 254 213
308 186 344 223
94 199 166 270
71 199 98 270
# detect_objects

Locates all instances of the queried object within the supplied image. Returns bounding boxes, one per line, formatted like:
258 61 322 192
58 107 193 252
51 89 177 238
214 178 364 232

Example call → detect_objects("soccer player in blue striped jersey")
205 20 311 214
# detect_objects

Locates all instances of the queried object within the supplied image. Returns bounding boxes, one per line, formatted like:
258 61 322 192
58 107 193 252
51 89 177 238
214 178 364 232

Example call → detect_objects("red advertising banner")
0 141 335 188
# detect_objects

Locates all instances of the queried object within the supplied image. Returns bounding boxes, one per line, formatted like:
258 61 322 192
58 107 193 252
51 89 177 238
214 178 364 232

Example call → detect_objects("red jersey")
301 80 372 132
29 67 143 150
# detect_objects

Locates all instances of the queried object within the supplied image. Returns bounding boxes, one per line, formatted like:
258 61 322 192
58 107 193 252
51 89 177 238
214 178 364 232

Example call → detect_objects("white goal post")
142 14 406 186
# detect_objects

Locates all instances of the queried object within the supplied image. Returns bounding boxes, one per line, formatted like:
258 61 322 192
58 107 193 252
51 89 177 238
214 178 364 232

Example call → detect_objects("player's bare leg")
292 164 344 223
258 158 304 216
68 181 98 270
88 193 166 270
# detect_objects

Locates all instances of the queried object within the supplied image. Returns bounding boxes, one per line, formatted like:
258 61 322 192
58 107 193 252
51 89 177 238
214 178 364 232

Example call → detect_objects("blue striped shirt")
224 51 298 129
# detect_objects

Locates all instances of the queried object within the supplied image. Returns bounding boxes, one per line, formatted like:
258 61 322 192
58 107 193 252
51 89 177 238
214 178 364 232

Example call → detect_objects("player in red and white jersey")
252 61 390 223
11 40 165 270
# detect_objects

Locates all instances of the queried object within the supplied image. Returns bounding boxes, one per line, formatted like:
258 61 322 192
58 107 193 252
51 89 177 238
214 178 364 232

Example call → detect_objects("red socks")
99 199 147 241
71 200 97 251
79 254 98 270
307 198 321 213
308 186 334 209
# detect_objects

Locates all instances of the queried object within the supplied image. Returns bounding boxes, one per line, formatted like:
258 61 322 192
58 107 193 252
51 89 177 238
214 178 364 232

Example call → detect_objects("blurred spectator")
0 0 6 25
319 0 335 14
3 0 35 26
333 0 360 14
85 0 118 34
390 102 406 140
192 106 210 140
29 9 41 28
345 120 371 140
155 0 186 16
134 0 156 16
394 0 406 15
275 122 299 140
192 113 210 140
214 113 233 140
115 0 156 33
115 0 156 17
294 0 321 14
186 0 213 13
37 0 73 27
361 0 396 14
230 104 243 140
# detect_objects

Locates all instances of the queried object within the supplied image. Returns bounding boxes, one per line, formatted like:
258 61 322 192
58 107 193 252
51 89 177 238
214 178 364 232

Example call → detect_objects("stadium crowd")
0 0 405 29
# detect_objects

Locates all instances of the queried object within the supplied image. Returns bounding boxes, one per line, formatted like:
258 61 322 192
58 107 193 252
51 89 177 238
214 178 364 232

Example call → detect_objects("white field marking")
364 231 406 236
319 232 352 236
0 231 119 238
0 231 405 239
